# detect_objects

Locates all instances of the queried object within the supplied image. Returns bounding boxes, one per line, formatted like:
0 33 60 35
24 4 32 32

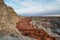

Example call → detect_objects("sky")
4 0 60 16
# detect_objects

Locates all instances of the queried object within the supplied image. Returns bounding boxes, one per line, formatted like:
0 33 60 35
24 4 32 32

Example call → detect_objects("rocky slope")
0 0 20 35
16 17 60 37
0 34 36 40
0 0 60 40
16 17 56 40
0 0 36 40
16 17 60 40
30 17 60 37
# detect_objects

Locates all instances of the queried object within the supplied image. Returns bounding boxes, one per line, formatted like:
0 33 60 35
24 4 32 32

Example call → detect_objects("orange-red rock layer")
19 29 56 40
16 17 56 40
16 17 34 29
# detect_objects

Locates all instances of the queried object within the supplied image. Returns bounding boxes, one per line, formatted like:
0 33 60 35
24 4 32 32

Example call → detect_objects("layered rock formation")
16 17 56 40
0 0 60 40
0 0 21 35
16 17 35 29
16 17 60 37
19 29 56 40
0 0 37 40
30 17 60 37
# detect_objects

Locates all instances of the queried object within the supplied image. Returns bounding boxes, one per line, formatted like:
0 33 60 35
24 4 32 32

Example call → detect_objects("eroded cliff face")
0 0 20 35
0 0 56 36
0 0 37 40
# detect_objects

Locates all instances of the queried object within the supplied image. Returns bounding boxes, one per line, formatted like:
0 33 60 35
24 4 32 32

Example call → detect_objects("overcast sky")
4 0 60 16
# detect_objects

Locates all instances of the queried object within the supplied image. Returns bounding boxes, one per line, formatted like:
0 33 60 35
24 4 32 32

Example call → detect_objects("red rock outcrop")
20 29 56 40
16 17 35 29
16 17 56 40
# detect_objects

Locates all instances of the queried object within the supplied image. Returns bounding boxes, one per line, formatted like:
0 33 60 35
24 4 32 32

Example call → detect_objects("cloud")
4 0 60 15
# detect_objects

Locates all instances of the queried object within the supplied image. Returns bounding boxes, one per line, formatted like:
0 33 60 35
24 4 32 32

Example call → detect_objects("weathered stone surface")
0 0 20 35
30 17 60 37
0 34 36 40
16 17 60 37
20 29 56 40
16 17 35 30
16 17 56 40
7 6 20 26
0 0 60 40
0 0 36 40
